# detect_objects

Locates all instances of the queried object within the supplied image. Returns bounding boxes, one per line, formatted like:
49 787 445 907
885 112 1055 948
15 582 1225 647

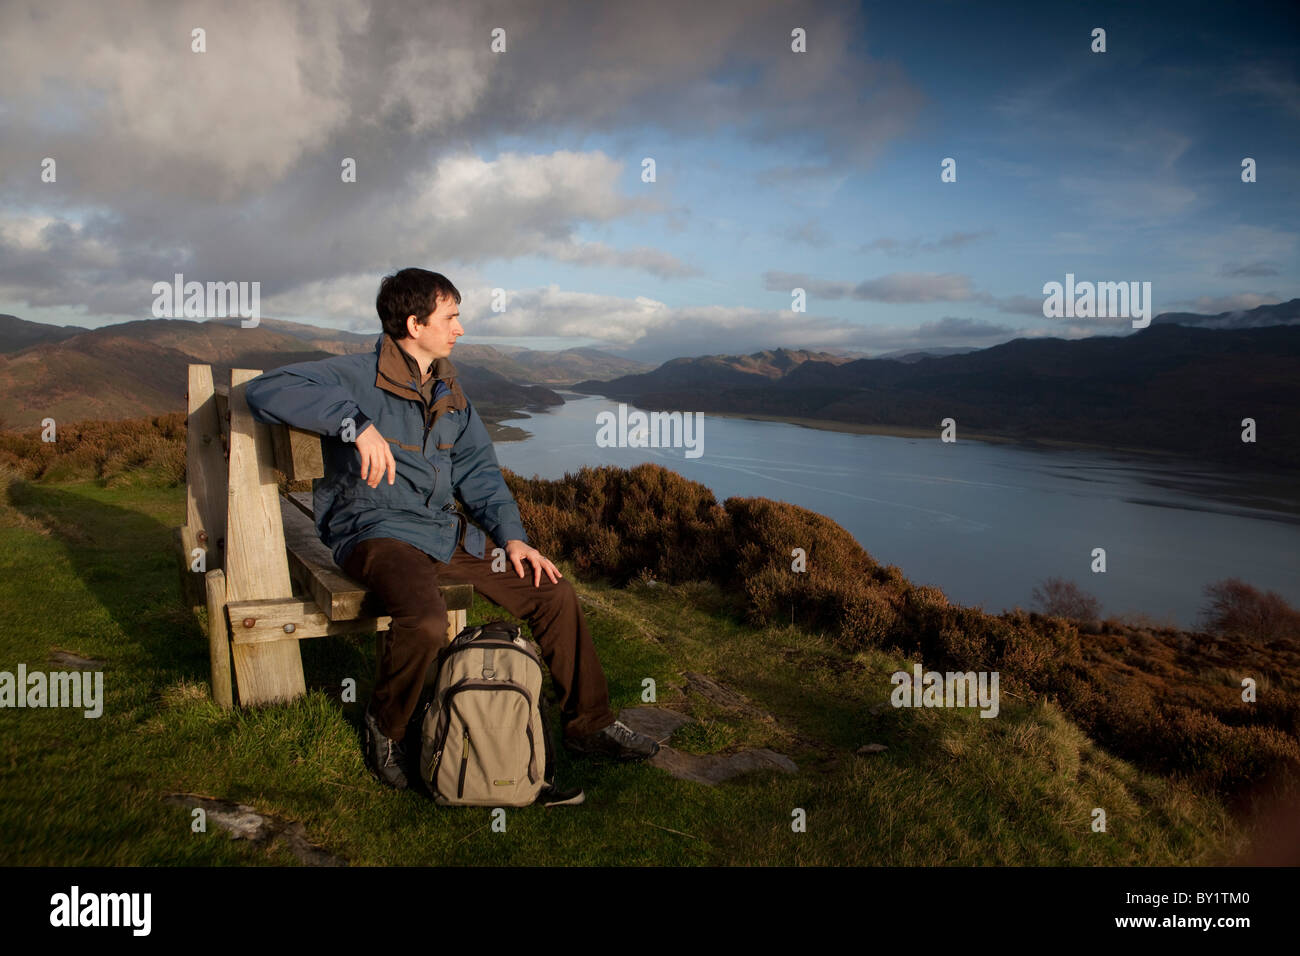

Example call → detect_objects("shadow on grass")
6 479 210 687
2 478 628 803
5 477 375 716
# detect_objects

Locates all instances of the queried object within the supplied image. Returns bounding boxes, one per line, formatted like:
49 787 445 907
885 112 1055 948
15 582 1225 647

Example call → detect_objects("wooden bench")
173 365 473 708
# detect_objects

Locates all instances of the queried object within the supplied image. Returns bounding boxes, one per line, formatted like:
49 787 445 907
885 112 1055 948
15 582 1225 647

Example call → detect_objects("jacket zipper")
377 364 435 453
378 364 443 506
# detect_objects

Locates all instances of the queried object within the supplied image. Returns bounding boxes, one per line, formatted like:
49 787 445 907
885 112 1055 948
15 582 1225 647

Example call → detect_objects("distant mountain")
873 346 981 362
510 346 655 385
0 314 92 353
1151 298 1300 329
572 347 854 396
572 320 1300 470
208 316 376 354
0 316 564 429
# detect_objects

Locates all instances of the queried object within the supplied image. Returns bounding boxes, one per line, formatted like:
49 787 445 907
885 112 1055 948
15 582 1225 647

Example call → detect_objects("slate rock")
649 746 798 786
163 793 345 866
617 705 692 742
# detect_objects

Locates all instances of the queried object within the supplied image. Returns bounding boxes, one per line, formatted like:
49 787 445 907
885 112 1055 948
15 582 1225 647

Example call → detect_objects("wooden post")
186 365 229 573
225 368 306 705
205 569 234 709
173 525 205 610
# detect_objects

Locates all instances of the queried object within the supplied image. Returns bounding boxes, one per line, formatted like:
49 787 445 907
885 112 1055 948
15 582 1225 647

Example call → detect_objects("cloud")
763 271 856 300
859 231 993 256
913 316 1016 341
763 270 985 304
992 294 1051 317
1229 63 1300 119
852 273 982 303
781 220 833 248
406 274 1075 363
1056 175 1199 221
410 284 1028 361
0 148 695 316
0 0 922 198
1219 262 1280 278
0 0 923 322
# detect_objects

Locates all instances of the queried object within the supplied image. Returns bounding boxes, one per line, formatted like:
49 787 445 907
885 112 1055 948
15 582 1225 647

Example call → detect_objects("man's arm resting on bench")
244 360 371 438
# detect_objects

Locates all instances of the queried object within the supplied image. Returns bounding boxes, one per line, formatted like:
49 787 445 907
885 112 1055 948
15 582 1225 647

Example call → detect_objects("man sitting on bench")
244 267 658 792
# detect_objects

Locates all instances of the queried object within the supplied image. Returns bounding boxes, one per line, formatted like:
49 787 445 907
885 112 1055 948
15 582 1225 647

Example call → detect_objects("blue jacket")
244 333 529 568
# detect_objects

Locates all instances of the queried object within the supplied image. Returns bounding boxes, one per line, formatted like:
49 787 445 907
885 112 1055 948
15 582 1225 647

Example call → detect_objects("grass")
0 476 1255 866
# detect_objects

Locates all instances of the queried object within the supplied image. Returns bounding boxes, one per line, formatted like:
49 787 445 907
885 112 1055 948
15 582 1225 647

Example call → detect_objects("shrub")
1031 576 1101 621
1199 578 1300 643
0 412 188 487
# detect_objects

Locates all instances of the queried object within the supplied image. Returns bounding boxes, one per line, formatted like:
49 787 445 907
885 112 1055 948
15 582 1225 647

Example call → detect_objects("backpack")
416 620 557 807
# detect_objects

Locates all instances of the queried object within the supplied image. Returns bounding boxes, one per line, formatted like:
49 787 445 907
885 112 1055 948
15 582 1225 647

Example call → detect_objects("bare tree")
1199 578 1300 642
1031 577 1101 621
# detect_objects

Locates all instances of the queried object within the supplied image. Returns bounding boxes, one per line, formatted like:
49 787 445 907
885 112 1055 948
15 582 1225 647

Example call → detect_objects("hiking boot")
536 783 586 807
564 720 660 761
363 705 409 790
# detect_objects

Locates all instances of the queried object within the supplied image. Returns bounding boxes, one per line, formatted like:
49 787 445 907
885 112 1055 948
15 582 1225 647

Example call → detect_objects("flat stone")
649 745 797 786
856 743 888 754
618 706 692 742
163 793 345 866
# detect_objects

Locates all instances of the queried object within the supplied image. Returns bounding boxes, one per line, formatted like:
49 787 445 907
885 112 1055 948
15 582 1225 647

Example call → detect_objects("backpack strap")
537 689 559 788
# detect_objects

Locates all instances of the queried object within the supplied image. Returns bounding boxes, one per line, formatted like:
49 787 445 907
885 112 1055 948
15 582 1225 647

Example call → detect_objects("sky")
0 0 1296 363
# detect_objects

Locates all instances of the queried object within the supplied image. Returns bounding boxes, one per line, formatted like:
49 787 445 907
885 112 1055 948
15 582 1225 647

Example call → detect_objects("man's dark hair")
375 268 461 339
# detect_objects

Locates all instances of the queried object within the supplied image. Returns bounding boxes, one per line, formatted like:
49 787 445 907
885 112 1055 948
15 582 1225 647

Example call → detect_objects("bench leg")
230 641 306 706
446 608 466 643
204 569 234 709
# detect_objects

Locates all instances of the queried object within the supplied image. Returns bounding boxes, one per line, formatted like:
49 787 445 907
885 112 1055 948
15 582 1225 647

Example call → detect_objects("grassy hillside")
0 414 1294 865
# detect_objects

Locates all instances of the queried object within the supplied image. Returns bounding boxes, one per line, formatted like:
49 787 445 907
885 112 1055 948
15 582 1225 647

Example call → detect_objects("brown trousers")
341 534 616 744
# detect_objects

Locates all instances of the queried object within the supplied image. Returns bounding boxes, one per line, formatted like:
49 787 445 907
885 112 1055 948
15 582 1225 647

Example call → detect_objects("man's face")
406 294 463 362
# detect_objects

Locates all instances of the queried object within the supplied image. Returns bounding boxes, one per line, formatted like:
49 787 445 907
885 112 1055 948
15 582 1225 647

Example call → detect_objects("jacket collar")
374 333 467 417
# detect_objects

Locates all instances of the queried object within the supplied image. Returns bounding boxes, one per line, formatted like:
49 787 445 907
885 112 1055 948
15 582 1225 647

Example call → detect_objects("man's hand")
504 539 562 587
355 423 396 488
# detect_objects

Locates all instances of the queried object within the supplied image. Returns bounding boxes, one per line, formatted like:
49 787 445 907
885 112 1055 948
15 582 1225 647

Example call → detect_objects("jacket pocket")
429 412 462 455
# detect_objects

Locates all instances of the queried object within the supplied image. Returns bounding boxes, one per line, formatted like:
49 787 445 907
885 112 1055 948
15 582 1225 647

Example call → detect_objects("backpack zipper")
457 728 470 798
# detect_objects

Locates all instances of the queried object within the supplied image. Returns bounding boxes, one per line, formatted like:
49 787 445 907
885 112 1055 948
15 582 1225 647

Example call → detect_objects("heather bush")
0 412 187 486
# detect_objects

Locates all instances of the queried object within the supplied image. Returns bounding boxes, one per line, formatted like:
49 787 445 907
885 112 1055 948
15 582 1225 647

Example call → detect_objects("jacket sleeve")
243 358 372 438
450 400 529 549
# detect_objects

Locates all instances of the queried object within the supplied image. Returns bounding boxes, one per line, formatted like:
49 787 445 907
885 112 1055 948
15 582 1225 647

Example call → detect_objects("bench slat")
286 489 314 520
225 597 392 645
